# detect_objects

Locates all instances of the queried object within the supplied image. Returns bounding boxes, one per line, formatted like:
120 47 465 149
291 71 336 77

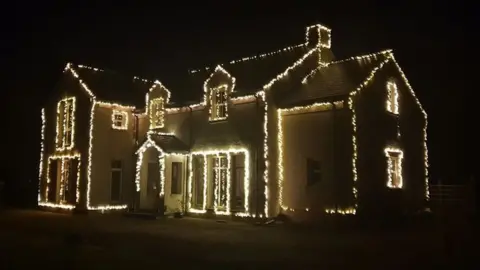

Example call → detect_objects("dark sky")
2 2 471 189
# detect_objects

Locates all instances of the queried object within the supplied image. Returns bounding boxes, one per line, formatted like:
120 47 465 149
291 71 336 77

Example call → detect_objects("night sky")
2 3 470 197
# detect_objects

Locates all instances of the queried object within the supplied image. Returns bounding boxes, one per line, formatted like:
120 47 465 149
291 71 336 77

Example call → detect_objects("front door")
146 161 161 211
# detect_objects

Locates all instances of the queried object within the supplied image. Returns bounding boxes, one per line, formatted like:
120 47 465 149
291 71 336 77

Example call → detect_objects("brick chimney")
306 24 332 64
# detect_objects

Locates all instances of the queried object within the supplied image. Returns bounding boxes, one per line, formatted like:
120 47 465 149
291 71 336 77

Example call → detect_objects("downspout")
133 113 139 212
331 102 337 212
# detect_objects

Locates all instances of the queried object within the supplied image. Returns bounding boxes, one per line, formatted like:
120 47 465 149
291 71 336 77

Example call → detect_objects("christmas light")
384 147 404 189
55 97 76 151
277 102 340 212
38 109 45 202
189 44 305 74
386 81 399 115
189 148 250 217
112 110 128 130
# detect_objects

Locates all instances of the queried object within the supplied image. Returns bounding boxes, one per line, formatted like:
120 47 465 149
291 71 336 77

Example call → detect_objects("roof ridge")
301 49 392 84
188 43 306 74
75 63 154 84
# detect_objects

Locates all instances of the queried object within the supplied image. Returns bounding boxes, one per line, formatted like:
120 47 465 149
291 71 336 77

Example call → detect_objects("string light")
189 148 250 217
38 109 46 203
112 110 128 130
386 81 399 115
302 50 393 84
189 44 305 74
277 102 340 212
385 147 404 189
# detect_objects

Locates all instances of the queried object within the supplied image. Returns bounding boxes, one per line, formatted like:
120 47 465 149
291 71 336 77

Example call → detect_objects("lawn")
0 209 476 269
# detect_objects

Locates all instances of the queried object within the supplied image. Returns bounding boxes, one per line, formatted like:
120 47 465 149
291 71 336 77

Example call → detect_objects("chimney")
306 24 331 49
306 24 332 64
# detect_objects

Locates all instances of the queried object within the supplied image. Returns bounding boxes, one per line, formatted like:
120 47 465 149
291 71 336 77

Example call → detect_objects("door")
146 162 160 210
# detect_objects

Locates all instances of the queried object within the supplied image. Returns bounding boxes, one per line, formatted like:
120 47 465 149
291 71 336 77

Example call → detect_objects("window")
149 97 165 129
209 85 228 121
385 148 403 188
386 81 399 114
110 160 122 202
55 97 75 149
112 110 128 130
213 155 228 209
306 158 322 187
171 162 183 194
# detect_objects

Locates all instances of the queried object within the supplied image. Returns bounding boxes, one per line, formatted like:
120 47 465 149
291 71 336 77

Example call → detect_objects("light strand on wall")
38 109 46 203
277 102 338 212
389 55 429 201
348 54 394 211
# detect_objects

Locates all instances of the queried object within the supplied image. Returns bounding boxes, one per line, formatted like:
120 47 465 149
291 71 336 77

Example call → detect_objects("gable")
276 50 392 108
72 64 152 107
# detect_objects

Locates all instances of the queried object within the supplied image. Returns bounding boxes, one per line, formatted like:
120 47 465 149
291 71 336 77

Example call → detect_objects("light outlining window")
41 153 81 209
188 148 250 217
386 81 399 114
149 97 165 129
112 110 128 130
55 97 76 150
385 148 403 189
209 85 228 121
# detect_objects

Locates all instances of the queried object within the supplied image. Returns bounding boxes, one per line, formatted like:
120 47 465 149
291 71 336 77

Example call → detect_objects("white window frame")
112 110 128 130
209 85 228 121
55 97 75 150
386 81 399 115
385 148 403 188
149 97 165 129
213 155 228 209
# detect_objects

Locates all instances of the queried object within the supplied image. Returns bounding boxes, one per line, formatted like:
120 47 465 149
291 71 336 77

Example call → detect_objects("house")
37 24 429 219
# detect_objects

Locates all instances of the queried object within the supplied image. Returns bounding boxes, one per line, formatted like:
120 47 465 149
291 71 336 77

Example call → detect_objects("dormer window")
386 81 399 114
209 85 228 121
55 97 75 150
149 97 165 129
112 110 128 130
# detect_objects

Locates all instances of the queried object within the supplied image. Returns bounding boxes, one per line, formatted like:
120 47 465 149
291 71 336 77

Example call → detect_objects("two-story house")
37 24 429 220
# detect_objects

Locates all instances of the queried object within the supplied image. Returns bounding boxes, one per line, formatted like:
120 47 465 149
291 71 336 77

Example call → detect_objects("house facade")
37 24 429 219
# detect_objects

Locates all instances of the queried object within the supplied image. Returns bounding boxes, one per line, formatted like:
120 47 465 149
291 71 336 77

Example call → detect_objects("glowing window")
210 85 228 121
386 81 399 114
385 148 403 188
112 110 128 130
55 97 75 150
149 97 165 128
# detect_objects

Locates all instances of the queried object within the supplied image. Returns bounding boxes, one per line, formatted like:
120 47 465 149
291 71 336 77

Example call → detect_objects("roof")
143 133 190 153
71 64 153 107
276 50 391 107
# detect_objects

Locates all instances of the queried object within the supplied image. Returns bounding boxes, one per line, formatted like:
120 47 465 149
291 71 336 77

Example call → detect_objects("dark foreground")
0 209 476 269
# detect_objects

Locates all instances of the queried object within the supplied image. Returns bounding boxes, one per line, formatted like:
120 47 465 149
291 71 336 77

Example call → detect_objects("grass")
0 209 476 269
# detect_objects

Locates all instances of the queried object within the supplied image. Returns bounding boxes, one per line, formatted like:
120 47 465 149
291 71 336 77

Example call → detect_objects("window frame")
386 81 399 115
209 85 229 121
55 97 75 150
149 97 165 129
212 155 228 208
385 148 403 189
112 110 128 130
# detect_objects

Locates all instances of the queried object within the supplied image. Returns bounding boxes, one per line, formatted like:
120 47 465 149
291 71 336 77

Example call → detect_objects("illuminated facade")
38 24 428 218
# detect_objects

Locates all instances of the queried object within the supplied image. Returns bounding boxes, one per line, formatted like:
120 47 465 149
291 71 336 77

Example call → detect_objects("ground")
0 209 476 269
